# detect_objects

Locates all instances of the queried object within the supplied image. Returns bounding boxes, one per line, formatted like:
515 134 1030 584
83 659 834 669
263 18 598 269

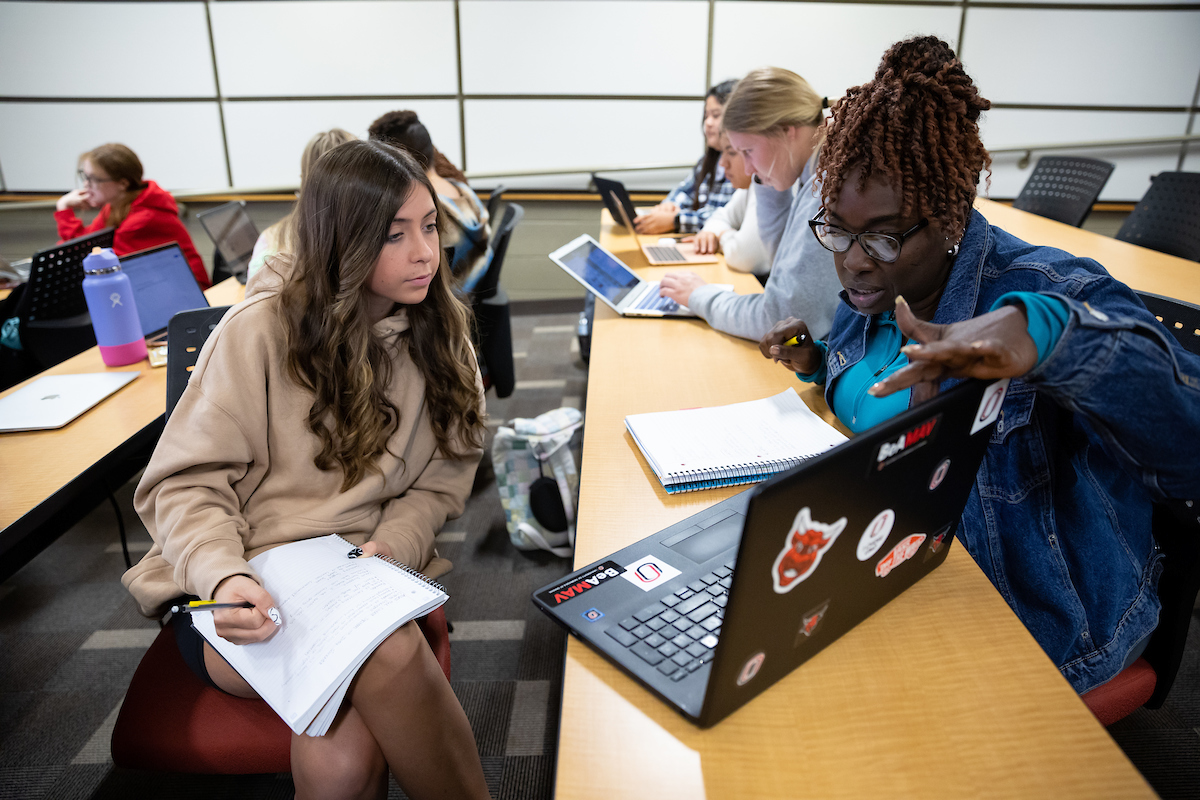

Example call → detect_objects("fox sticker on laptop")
535 561 626 606
772 508 846 594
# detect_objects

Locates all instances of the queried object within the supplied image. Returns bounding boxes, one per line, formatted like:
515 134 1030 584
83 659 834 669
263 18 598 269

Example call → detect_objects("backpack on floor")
492 407 583 557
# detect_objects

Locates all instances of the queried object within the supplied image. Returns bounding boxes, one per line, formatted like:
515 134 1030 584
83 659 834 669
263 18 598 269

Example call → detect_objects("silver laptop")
0 372 139 433
548 234 697 317
197 200 259 281
608 190 719 267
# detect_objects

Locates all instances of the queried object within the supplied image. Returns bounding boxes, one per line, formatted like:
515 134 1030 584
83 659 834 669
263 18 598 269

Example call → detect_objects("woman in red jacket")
55 143 210 289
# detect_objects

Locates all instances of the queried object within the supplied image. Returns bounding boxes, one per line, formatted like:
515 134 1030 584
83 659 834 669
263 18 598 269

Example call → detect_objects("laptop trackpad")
663 513 744 564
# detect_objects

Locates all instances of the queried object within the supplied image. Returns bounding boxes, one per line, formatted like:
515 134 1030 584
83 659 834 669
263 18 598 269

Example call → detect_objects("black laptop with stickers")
532 377 1010 727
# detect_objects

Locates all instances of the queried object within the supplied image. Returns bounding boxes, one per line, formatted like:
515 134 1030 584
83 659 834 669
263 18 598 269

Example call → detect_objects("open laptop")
549 234 696 317
0 372 139 433
592 174 718 266
120 243 210 344
533 377 1010 727
197 200 259 283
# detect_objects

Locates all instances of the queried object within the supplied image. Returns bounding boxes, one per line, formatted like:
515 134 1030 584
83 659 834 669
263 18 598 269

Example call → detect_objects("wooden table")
0 278 244 579
553 209 1160 798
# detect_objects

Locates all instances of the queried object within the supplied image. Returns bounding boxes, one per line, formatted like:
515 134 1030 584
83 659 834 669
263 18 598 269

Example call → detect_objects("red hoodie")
55 180 210 289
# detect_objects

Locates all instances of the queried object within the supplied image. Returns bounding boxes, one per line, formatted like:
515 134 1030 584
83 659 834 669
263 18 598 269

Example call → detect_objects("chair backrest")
15 228 115 368
1135 290 1200 708
471 202 524 302
1013 156 1114 228
485 184 507 222
165 306 231 419
1116 171 1200 262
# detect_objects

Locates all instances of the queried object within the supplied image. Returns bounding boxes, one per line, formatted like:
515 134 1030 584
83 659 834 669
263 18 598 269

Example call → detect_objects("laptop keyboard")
645 245 684 262
605 560 734 682
633 284 681 313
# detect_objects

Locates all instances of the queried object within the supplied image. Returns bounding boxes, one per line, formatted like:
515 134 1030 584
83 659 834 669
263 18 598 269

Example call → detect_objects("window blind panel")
0 102 227 191
712 2 960 103
464 99 700 177
223 99 461 188
962 9 1200 107
0 1 215 98
210 1 458 97
460 1 708 96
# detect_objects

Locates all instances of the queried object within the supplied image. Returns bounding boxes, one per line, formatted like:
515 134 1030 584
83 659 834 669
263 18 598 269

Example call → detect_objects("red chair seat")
111 608 452 773
1080 657 1157 727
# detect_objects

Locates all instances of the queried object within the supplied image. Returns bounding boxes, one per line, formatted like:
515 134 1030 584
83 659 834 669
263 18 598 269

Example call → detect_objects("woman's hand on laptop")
659 271 706 307
686 231 720 255
761 318 821 376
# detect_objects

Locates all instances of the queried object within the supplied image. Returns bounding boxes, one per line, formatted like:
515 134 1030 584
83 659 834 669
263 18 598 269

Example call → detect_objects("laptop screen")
197 201 259 271
121 243 209 337
556 239 641 305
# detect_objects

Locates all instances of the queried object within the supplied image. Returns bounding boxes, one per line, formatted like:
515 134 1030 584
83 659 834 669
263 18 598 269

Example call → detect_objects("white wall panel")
0 102 227 192
712 2 961 101
962 9 1200 107
0 2 215 97
464 99 699 178
210 1 457 97
460 1 708 96
223 100 461 188
979 109 1190 201
475 168 692 192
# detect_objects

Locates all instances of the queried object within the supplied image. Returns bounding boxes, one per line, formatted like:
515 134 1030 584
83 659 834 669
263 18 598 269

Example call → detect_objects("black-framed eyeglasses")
76 170 114 187
808 208 928 263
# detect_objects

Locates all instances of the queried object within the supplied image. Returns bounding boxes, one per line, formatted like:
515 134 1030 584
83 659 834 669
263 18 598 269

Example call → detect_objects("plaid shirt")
665 161 735 233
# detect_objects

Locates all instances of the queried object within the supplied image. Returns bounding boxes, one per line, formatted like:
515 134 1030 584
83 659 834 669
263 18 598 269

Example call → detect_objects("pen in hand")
783 334 807 347
170 600 256 615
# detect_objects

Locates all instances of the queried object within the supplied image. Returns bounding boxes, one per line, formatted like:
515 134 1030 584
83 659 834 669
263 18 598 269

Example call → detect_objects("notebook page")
192 534 446 735
625 388 847 479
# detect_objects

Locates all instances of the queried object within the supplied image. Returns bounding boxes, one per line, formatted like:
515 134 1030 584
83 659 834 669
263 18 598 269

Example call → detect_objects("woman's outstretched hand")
759 317 821 376
869 296 1038 404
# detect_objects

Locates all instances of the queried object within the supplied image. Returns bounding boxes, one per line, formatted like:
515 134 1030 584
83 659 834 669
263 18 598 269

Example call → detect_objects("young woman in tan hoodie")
124 140 490 799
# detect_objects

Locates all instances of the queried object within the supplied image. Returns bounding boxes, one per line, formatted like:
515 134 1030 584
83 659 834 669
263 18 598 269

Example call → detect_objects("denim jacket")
820 209 1200 693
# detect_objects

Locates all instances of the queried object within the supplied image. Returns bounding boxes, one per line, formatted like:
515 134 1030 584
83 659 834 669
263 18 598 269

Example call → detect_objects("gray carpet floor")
1 309 1198 799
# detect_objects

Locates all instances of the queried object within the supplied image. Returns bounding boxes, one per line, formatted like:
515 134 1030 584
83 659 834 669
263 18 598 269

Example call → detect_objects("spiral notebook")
191 534 447 736
625 389 848 493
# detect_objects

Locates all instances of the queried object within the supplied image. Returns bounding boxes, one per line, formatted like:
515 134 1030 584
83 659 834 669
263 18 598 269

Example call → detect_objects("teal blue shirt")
797 292 1069 433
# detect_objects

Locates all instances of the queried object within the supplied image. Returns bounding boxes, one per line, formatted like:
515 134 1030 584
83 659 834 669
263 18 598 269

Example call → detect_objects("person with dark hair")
635 80 738 235
55 143 208 288
124 140 490 798
659 67 840 342
368 110 492 289
760 35 1200 695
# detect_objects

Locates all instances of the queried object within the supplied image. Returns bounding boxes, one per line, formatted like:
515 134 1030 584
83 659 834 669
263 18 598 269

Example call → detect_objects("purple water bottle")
81 247 147 366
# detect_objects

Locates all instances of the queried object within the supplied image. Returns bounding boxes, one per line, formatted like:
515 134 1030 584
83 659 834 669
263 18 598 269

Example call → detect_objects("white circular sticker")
856 509 895 562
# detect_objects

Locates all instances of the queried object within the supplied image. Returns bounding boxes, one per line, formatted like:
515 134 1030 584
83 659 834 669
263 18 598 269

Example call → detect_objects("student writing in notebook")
684 130 772 277
759 36 1200 697
124 141 490 799
659 67 841 341
635 80 738 235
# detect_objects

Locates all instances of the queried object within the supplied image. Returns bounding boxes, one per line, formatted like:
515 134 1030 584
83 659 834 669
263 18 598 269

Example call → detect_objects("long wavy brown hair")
277 140 485 491
817 36 992 241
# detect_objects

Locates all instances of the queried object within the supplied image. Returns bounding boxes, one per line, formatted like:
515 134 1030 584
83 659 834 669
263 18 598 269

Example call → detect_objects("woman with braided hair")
760 35 1200 694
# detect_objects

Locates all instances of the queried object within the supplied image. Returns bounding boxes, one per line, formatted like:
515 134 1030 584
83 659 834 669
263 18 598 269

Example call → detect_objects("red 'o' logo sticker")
737 652 766 686
929 458 951 491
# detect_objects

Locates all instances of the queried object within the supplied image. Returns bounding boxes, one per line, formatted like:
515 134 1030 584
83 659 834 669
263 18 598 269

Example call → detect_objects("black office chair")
14 228 115 371
1012 156 1113 228
165 306 232 416
485 184 508 223
1082 290 1200 724
1115 172 1200 262
471 203 524 398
